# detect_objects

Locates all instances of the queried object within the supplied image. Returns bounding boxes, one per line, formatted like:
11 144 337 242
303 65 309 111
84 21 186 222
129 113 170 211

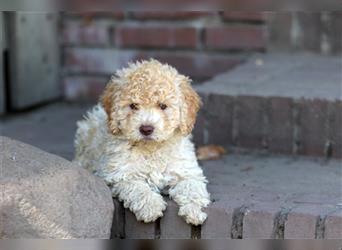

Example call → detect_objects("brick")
297 13 322 52
160 200 191 239
137 53 241 82
267 12 341 53
63 76 108 101
125 209 156 239
205 26 266 50
193 93 208 146
130 11 212 20
325 210 342 239
201 201 233 239
62 20 110 45
243 203 280 239
63 48 242 81
115 26 198 49
63 48 135 75
266 12 293 51
205 94 234 147
65 12 124 19
235 96 266 149
268 97 294 154
298 99 329 156
267 13 322 52
328 101 342 158
223 12 265 22
330 12 342 53
285 205 333 239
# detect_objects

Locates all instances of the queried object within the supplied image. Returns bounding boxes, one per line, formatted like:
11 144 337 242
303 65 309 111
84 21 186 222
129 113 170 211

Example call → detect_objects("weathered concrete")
1 102 341 238
324 209 342 239
115 153 341 239
194 53 342 158
196 54 341 101
1 102 92 160
160 200 191 239
0 136 114 238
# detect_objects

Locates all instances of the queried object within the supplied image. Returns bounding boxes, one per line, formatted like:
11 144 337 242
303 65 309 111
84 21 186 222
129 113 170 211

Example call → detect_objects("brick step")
193 53 342 158
112 153 341 239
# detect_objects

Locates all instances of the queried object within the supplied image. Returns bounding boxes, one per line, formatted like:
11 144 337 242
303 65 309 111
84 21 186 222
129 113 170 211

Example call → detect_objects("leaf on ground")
196 145 226 161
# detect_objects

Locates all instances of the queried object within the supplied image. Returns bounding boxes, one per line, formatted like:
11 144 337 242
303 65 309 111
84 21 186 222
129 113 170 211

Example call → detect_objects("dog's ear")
100 81 121 135
179 77 202 136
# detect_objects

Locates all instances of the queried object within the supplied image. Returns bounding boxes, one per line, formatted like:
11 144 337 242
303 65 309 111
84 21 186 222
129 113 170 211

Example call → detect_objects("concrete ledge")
194 53 342 158
113 153 341 239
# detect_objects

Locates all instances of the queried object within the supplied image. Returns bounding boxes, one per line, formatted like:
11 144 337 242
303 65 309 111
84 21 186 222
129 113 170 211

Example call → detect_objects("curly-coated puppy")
74 59 210 225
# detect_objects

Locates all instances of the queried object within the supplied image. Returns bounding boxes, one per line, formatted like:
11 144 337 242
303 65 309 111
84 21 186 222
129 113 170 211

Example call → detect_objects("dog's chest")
135 149 176 191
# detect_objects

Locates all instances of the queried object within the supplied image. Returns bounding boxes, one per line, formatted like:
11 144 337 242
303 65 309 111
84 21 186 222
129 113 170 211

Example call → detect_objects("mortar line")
154 218 161 239
191 225 202 239
272 207 292 239
231 205 248 239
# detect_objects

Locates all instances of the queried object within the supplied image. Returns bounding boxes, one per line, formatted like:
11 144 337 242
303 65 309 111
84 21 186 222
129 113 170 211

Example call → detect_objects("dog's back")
74 105 109 174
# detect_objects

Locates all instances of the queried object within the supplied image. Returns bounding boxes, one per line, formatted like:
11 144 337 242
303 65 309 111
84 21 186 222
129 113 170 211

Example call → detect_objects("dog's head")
101 59 201 142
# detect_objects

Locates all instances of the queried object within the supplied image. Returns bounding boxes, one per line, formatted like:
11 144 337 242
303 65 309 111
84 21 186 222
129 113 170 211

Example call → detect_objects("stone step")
194 53 342 158
113 152 342 239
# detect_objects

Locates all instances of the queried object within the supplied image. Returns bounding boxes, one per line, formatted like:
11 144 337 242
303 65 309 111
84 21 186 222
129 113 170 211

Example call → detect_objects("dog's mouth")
142 135 154 141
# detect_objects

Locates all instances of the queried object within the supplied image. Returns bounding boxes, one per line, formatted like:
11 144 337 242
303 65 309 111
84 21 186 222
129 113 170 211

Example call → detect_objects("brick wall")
61 11 267 101
61 11 342 101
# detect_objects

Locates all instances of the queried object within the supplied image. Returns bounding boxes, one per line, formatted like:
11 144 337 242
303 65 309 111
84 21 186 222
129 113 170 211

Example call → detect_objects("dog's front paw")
134 193 167 223
178 204 207 225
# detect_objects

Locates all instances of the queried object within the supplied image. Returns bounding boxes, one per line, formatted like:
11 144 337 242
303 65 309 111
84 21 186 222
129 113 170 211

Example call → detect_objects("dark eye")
159 103 167 110
129 103 139 110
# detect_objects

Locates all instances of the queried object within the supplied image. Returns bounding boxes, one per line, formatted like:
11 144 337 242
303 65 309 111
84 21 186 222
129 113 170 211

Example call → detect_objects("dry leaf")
196 145 226 161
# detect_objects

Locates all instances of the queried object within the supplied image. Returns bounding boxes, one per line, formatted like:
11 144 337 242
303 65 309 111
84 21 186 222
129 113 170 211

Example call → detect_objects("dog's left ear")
100 81 121 135
179 77 202 136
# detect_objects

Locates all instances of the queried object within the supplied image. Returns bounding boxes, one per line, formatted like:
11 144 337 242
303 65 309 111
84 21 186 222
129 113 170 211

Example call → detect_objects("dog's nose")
139 125 154 136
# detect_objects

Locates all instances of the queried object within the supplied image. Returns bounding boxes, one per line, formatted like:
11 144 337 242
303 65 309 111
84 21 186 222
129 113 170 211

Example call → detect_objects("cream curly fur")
74 59 210 225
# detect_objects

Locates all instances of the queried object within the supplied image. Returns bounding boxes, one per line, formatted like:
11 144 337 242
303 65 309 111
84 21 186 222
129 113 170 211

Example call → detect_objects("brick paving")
194 53 342 158
1 101 341 239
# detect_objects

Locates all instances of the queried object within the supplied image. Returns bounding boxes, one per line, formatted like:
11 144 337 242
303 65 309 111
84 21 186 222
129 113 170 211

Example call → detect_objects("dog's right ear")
100 81 120 135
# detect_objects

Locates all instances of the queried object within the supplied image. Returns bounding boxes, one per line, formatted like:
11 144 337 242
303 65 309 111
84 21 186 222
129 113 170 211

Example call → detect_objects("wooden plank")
8 12 61 110
0 12 5 114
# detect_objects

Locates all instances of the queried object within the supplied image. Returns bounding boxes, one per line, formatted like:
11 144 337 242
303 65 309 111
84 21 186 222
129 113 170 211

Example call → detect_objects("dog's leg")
112 180 167 223
169 178 210 225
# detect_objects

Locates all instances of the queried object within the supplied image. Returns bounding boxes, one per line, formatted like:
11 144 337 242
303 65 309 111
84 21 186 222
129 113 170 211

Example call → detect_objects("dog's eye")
129 103 139 110
159 103 167 110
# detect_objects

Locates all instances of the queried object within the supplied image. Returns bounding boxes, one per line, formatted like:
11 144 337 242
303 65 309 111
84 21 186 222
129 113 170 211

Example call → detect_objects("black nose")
139 125 154 136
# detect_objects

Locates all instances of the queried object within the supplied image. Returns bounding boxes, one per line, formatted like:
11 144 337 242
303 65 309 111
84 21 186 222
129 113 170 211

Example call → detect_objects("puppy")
74 59 210 225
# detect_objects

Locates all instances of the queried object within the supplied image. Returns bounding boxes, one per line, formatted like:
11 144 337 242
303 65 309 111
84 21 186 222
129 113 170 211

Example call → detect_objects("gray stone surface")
243 202 280 239
201 200 234 239
285 205 336 239
195 53 342 101
1 102 92 160
194 54 342 158
325 209 342 239
1 102 341 238
125 209 156 239
160 200 191 239
0 136 114 238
